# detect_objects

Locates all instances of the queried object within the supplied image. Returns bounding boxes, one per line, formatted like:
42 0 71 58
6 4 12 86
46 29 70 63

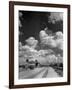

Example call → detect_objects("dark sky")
19 11 63 44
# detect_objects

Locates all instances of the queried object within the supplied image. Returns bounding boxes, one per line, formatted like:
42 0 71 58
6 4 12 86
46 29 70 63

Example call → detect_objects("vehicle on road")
19 59 40 70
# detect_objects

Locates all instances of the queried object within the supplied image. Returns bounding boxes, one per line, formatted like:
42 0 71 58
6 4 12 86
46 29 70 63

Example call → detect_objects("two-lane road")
19 67 60 79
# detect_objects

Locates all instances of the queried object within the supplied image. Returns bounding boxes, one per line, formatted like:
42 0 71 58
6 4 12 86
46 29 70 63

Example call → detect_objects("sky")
19 11 63 44
19 11 63 64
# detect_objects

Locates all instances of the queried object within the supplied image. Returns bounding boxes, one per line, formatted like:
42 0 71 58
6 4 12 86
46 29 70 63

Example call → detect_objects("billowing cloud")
39 30 56 47
19 30 63 65
22 45 37 53
25 37 38 49
55 31 63 39
19 37 38 61
19 43 55 63
39 30 63 50
21 45 38 60
48 12 63 24
39 30 48 39
55 39 63 50
38 49 54 56
19 44 62 65
34 54 58 65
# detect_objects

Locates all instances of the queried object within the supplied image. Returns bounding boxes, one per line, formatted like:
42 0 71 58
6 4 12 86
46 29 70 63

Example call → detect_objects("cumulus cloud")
55 31 63 39
21 44 53 58
38 49 54 56
57 54 63 63
19 30 63 65
19 37 38 61
54 31 63 50
20 42 55 63
48 12 63 24
22 45 37 53
55 39 63 50
39 30 56 47
19 43 62 64
39 30 63 50
21 45 38 60
35 54 58 65
25 37 38 49
39 30 48 39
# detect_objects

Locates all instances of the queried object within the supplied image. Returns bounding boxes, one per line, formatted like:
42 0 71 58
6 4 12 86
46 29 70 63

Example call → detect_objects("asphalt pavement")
19 67 59 79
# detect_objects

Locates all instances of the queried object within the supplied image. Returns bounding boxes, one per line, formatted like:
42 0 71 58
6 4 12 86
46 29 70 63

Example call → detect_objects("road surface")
19 67 60 79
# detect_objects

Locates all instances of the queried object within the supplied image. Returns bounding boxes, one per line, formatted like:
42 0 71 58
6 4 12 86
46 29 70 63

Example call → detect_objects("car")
19 59 40 70
25 59 40 69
